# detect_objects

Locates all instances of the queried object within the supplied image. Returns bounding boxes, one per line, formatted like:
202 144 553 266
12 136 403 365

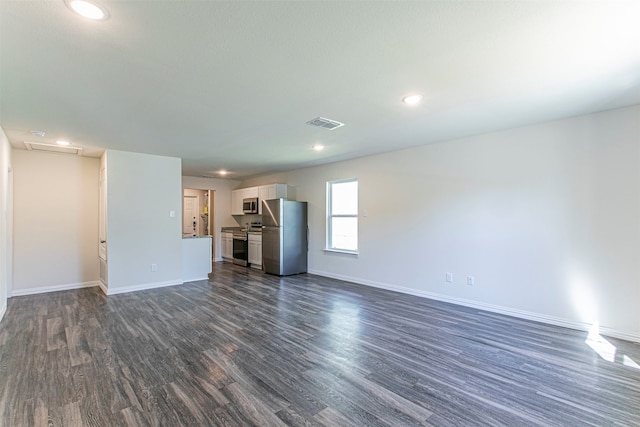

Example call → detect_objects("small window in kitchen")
326 178 358 253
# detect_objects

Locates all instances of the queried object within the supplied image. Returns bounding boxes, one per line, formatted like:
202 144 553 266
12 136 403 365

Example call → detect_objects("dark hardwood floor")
1 262 639 426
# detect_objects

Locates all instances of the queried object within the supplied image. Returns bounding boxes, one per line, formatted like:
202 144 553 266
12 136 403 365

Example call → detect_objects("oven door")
232 235 248 266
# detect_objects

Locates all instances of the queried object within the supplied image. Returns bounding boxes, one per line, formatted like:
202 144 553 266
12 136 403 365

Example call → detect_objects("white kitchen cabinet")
258 184 288 214
231 186 261 215
232 184 289 215
248 233 262 268
244 187 259 198
221 232 233 260
231 189 244 215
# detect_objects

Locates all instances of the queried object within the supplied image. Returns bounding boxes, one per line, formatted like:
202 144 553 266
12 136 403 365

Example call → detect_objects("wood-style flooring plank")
0 262 638 426
45 317 66 352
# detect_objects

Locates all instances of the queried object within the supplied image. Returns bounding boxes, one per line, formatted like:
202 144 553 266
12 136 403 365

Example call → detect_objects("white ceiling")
1 1 639 179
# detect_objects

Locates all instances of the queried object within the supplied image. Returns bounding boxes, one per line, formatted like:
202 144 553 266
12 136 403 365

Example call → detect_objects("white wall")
12 150 100 294
0 127 12 321
105 150 183 292
242 105 640 340
182 236 212 282
182 176 240 261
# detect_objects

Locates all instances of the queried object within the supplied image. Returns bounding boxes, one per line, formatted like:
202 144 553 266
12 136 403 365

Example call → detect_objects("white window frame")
326 178 358 254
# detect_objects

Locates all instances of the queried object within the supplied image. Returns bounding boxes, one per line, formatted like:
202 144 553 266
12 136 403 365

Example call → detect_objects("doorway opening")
183 188 215 259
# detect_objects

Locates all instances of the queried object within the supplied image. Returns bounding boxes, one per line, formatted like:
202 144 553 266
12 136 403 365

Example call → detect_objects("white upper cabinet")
257 184 288 214
244 187 259 198
231 189 244 215
231 184 288 215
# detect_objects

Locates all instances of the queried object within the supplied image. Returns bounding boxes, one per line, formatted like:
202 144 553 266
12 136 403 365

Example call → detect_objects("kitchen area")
220 183 308 276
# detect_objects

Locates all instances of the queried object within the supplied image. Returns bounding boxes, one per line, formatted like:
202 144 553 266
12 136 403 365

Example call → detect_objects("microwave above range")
243 197 258 214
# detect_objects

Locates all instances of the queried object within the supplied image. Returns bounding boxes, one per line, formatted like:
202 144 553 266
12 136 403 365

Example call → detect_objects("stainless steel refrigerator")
262 199 308 276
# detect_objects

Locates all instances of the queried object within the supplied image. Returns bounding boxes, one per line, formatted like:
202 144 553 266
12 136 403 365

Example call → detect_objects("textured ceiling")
1 1 639 179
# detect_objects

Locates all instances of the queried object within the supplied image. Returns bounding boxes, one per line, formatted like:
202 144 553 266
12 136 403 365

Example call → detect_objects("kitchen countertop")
222 227 262 233
182 235 212 239
221 227 241 232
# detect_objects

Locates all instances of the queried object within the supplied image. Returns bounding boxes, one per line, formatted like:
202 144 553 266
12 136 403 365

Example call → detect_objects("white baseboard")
11 281 101 297
214 257 224 262
0 303 6 322
309 269 640 343
183 276 209 283
104 279 184 295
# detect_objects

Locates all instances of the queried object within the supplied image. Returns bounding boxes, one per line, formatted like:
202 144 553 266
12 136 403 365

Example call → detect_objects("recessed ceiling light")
218 170 228 176
65 0 109 21
312 144 325 152
56 140 71 146
402 94 423 105
30 130 46 137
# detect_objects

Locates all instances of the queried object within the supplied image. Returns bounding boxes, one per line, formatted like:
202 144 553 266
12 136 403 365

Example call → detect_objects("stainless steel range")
232 230 248 266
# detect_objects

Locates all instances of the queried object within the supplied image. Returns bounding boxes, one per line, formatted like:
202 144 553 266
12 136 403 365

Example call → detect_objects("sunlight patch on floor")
585 322 639 370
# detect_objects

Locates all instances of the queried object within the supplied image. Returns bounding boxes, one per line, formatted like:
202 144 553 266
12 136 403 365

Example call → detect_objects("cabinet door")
255 241 262 265
248 240 262 266
231 190 243 215
274 184 288 199
226 238 233 258
222 234 233 259
248 234 262 265
258 184 288 214
248 240 258 264
245 187 259 199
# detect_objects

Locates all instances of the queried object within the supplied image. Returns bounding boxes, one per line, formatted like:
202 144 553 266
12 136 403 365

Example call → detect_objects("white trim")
214 257 224 262
309 269 640 344
327 178 358 253
0 303 6 322
183 276 209 283
6 166 13 298
104 279 183 295
98 280 108 295
323 248 359 256
11 281 100 297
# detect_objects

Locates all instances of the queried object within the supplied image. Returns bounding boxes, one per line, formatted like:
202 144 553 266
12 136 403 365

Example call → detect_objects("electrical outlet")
467 276 474 285
151 264 158 272
446 272 453 283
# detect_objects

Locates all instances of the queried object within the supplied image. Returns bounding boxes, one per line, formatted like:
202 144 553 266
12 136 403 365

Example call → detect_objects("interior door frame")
183 195 200 236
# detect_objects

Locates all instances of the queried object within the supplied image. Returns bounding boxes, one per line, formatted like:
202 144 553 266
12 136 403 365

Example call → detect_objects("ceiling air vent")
306 117 344 130
24 141 83 156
